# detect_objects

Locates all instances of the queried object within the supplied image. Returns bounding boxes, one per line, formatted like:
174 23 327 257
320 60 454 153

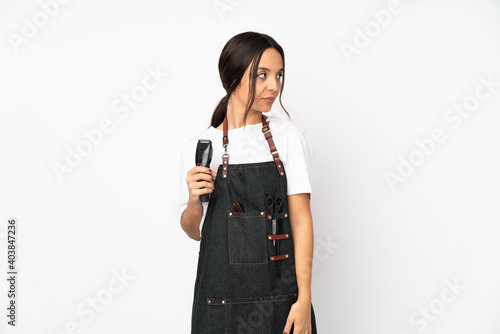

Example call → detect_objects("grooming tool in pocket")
232 201 244 212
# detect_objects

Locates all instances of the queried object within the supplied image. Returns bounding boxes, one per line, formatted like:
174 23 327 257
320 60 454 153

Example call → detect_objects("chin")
261 105 273 112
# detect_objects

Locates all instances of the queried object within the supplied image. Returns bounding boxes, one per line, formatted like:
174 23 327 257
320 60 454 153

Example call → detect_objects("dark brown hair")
209 31 290 128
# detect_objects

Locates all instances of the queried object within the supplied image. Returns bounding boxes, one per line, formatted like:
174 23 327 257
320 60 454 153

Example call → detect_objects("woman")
179 31 317 333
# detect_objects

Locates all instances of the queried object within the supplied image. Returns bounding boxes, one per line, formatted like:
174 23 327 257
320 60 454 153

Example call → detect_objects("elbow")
180 218 201 242
187 229 202 242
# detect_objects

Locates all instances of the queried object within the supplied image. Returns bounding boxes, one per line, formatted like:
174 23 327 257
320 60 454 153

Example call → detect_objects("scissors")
265 193 283 246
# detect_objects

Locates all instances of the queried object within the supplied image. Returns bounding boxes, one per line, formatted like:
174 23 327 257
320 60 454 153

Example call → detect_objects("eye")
257 72 266 78
277 73 283 80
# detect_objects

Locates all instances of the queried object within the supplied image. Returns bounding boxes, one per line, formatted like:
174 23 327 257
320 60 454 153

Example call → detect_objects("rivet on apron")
280 172 284 176
270 256 274 260
284 213 288 218
278 164 281 168
286 234 289 238
268 215 272 220
222 300 225 304
207 299 211 304
286 254 289 258
229 212 232 216
268 236 272 240
261 212 264 215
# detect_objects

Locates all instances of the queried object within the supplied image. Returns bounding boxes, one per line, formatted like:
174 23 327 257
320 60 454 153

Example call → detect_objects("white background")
1 0 500 333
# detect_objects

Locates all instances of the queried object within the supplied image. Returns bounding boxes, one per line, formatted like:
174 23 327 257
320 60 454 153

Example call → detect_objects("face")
231 47 284 114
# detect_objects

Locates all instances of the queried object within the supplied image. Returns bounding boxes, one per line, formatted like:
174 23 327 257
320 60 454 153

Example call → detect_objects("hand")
185 166 217 205
283 300 312 334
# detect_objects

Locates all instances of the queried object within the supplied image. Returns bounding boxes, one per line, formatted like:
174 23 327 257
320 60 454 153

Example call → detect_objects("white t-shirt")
178 115 314 234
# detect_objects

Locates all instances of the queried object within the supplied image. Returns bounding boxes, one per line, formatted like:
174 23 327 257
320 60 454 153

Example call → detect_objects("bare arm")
282 192 315 333
180 201 203 241
287 192 313 304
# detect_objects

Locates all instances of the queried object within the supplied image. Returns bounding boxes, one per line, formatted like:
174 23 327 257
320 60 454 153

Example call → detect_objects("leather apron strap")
221 114 284 178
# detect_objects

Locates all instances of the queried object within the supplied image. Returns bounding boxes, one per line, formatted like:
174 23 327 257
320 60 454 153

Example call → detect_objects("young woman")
179 31 317 333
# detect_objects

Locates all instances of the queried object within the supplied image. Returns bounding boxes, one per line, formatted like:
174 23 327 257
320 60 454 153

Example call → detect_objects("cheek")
235 90 246 102
255 85 266 97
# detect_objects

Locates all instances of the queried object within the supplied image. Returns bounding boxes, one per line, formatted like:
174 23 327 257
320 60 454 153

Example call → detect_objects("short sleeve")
178 142 191 224
285 131 314 197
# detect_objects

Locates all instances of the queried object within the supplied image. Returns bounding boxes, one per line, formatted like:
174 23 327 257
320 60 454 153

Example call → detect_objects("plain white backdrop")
1 0 499 333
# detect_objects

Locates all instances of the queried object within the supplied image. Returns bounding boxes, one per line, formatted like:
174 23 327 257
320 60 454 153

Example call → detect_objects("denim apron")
191 114 317 333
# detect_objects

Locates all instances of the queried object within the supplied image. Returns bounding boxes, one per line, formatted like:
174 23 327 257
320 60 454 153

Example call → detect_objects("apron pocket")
207 292 298 333
206 297 226 333
228 211 268 265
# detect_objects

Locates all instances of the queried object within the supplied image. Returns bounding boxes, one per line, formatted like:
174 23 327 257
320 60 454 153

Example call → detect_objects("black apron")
191 114 317 333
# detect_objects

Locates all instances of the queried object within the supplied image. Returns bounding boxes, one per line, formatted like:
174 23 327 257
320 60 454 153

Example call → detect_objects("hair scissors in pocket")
265 193 283 246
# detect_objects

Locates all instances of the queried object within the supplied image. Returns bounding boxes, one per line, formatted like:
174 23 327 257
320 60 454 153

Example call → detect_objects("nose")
267 76 280 93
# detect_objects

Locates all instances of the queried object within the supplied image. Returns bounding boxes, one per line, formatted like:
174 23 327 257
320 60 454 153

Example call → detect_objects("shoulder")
266 114 307 141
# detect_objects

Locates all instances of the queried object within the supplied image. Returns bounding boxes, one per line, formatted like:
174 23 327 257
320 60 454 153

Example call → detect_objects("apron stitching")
207 302 210 333
227 216 268 265
260 297 263 333
227 217 230 265
228 215 265 218
201 174 222 238
208 296 296 305
261 297 295 302
225 164 277 170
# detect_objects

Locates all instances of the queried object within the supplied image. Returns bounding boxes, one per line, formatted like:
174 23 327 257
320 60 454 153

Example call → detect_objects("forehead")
258 48 283 70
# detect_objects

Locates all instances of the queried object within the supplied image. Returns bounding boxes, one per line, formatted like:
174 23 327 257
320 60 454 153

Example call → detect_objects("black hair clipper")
195 139 213 202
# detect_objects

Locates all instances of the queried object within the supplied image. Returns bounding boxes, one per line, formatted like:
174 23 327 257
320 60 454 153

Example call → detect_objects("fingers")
283 318 292 334
188 179 212 188
284 320 312 334
188 179 215 193
186 167 217 184
187 166 217 179
186 166 217 200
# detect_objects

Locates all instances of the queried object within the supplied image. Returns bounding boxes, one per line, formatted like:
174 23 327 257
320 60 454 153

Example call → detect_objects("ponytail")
209 95 228 128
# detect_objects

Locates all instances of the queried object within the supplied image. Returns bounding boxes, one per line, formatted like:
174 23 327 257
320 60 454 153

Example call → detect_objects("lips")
262 97 275 103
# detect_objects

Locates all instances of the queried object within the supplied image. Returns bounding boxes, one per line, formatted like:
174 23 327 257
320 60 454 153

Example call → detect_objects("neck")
226 96 262 130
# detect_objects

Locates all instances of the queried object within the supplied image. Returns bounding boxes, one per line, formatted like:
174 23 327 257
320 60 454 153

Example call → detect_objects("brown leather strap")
221 114 284 178
270 253 289 261
261 115 284 176
221 115 229 178
267 233 289 240
266 212 288 220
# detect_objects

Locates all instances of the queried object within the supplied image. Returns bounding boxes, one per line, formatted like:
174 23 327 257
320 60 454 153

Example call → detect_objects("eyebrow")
258 67 284 72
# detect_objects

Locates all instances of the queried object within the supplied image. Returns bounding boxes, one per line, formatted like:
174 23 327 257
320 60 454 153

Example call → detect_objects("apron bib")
191 114 317 333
